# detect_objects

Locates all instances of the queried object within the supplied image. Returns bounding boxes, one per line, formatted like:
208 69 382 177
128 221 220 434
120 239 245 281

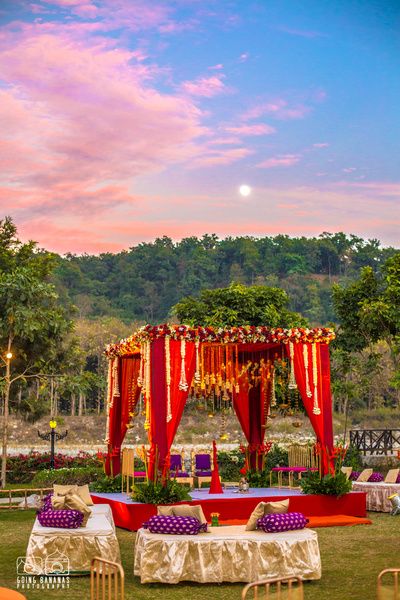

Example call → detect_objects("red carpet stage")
91 488 367 531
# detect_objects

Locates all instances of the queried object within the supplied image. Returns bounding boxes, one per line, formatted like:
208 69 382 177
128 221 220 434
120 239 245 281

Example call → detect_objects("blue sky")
0 0 399 252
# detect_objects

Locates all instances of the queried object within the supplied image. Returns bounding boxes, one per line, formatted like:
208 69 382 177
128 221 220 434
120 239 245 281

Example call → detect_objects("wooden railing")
0 487 52 509
350 429 400 455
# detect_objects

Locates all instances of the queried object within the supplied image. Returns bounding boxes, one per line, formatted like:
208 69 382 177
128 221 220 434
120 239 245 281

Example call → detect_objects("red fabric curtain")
288 342 333 473
233 357 269 469
148 338 196 478
107 356 141 475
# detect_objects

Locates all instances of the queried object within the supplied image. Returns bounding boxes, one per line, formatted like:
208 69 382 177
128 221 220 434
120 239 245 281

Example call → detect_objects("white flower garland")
104 358 113 443
288 341 297 389
112 356 120 397
303 345 312 398
312 343 321 415
194 339 201 385
178 339 188 391
165 335 172 422
270 368 277 406
144 341 151 430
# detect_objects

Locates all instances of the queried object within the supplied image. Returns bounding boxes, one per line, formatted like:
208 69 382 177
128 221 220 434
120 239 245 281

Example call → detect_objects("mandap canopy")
104 324 336 477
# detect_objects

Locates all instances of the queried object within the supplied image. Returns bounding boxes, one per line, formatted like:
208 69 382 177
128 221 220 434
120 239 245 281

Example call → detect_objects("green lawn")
0 510 397 600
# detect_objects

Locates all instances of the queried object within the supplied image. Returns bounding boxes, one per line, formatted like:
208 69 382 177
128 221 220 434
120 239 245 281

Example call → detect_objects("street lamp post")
38 420 68 469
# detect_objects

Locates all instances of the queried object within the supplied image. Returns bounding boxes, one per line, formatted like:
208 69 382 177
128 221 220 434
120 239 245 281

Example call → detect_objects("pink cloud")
0 24 211 215
180 74 227 98
257 154 301 169
209 64 224 70
313 142 329 148
242 99 311 121
239 52 249 62
224 123 276 136
190 147 253 168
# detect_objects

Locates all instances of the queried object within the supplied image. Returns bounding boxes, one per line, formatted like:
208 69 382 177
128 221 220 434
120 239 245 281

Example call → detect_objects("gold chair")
385 469 400 484
90 557 124 600
377 568 400 600
191 450 214 487
242 576 304 600
121 448 135 493
170 450 194 486
273 444 319 488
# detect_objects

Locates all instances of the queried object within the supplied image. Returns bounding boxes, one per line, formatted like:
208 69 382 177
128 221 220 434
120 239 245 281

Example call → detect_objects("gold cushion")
264 499 290 514
53 484 78 497
77 484 93 506
171 504 207 524
245 502 266 531
157 505 174 516
51 495 65 510
357 469 373 482
64 493 92 526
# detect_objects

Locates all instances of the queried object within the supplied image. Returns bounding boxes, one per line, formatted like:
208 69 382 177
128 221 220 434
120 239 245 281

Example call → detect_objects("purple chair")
170 452 193 486
191 451 213 487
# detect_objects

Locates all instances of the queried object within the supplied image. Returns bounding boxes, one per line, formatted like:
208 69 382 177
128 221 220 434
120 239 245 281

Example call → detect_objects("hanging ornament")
165 336 172 422
112 357 120 397
312 343 321 415
270 368 277 407
288 341 297 390
178 339 188 391
220 410 229 441
194 339 201 386
303 345 312 398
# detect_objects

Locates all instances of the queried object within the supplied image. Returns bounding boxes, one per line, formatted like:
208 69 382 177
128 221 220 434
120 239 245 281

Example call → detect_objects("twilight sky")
0 0 399 254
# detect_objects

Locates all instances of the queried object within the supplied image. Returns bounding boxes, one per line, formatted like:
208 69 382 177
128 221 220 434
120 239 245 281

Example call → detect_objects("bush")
32 466 102 487
265 445 289 470
246 469 270 487
218 450 244 481
343 445 363 470
7 451 99 484
299 471 352 497
90 474 122 493
132 479 191 504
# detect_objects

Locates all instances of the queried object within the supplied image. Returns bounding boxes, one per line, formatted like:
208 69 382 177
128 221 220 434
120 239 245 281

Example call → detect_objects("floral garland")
104 324 335 358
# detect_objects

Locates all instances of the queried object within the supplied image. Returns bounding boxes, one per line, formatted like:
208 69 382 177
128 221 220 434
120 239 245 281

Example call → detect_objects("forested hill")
53 232 398 326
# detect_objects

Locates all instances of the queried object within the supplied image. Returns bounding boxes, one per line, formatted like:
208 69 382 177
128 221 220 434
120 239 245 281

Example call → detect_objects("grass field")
0 510 397 600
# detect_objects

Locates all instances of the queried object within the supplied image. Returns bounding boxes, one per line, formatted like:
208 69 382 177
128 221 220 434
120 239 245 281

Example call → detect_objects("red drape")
107 356 141 475
148 338 196 478
233 351 270 469
288 342 333 474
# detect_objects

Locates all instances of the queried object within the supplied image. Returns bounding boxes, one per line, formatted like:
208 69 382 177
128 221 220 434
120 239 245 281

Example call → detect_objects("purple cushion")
257 512 308 533
42 493 53 511
170 454 183 470
195 454 211 470
349 471 361 481
143 515 206 535
195 470 212 477
174 472 190 478
38 508 83 529
368 472 384 482
396 474 400 484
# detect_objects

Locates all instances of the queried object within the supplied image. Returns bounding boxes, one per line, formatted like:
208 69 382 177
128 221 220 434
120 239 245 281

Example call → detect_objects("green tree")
0 218 71 487
172 282 306 327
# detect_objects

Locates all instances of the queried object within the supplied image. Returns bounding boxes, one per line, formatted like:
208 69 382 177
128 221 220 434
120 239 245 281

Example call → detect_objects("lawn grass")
0 510 397 600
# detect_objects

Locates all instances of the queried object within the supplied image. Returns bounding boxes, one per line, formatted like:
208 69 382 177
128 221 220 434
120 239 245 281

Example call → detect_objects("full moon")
239 184 251 197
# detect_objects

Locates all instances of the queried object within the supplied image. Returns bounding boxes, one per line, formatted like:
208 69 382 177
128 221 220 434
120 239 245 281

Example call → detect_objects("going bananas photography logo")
16 552 70 591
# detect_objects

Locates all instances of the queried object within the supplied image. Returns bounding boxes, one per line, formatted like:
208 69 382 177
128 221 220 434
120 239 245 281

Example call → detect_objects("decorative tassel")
178 339 188 391
194 339 201 385
288 341 297 389
303 345 312 398
270 368 277 406
112 357 120 397
312 343 321 415
104 359 113 443
165 336 172 422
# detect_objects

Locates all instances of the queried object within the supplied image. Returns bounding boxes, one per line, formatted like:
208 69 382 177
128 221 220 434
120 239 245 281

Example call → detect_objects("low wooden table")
134 525 321 584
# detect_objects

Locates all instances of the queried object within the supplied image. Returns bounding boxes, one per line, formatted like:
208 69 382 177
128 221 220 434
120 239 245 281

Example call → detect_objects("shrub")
299 471 352 497
265 445 289 470
32 466 102 487
90 474 122 493
246 469 271 488
218 450 244 481
343 445 363 471
7 451 99 484
132 479 191 505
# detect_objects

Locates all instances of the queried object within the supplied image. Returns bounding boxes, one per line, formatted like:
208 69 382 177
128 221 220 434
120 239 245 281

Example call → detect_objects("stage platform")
91 488 367 531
